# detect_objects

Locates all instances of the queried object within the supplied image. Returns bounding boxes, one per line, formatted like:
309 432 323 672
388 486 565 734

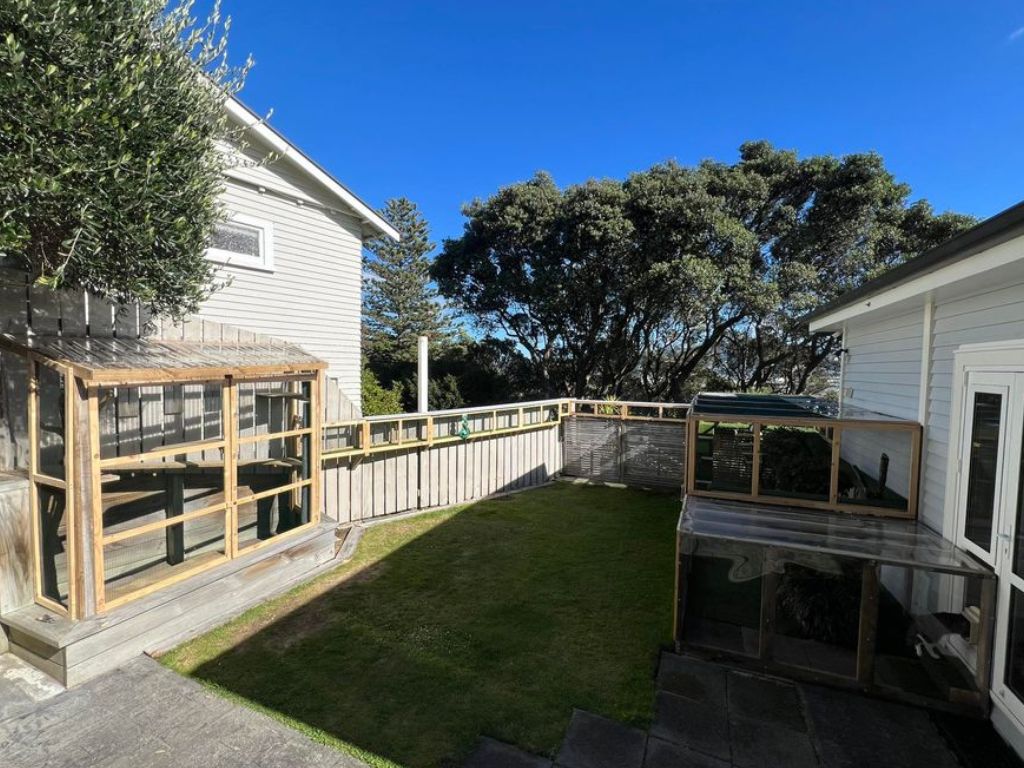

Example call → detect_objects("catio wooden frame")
4 328 328 618
685 412 923 520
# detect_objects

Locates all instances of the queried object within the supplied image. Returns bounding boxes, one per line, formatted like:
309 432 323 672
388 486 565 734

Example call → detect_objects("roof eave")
225 97 400 242
804 199 1024 332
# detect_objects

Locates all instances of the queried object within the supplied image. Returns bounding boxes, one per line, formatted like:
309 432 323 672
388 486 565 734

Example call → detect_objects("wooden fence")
0 271 692 522
323 399 691 523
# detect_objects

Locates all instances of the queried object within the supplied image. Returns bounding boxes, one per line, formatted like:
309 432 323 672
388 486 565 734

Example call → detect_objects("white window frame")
206 213 275 273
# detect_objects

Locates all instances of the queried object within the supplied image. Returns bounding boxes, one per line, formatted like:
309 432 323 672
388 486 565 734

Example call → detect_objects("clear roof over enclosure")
0 334 325 383
680 497 990 576
691 392 918 424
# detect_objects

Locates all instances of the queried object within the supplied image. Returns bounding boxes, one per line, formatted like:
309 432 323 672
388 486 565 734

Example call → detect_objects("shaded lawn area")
161 483 679 768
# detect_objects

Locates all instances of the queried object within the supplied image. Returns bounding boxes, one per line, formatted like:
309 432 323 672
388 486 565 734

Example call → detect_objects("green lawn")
161 483 679 768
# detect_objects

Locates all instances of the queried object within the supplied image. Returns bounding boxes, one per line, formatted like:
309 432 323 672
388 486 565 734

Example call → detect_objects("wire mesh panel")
235 378 315 553
36 484 69 607
103 508 228 604
97 382 225 461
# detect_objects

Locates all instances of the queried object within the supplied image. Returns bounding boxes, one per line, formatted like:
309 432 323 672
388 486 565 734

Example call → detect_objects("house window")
206 214 274 272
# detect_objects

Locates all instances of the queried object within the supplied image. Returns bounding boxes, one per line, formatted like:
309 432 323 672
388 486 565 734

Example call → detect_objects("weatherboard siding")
923 276 1024 532
838 307 923 510
199 147 364 412
839 271 1024 533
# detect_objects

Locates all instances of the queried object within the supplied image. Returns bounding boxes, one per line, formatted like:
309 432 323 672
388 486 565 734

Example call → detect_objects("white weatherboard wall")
924 276 1024 532
839 306 923 509
200 138 364 413
838 273 1024 533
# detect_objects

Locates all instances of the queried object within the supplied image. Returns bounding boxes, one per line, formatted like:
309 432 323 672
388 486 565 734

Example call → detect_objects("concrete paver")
0 655 368 768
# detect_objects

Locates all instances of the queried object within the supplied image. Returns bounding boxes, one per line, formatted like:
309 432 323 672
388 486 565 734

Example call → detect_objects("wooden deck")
1 522 342 687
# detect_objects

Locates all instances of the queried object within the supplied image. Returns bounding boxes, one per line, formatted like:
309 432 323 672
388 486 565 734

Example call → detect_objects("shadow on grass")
163 482 679 768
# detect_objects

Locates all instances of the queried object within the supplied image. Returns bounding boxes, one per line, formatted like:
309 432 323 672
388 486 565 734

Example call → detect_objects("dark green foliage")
0 0 250 318
363 198 454 363
434 143 976 398
777 563 862 647
360 363 404 416
759 428 833 495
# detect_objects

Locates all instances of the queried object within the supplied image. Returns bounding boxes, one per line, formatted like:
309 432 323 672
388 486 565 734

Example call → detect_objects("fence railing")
321 399 690 460
319 398 691 523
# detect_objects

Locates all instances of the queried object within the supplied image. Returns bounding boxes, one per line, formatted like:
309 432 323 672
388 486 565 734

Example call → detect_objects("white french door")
956 370 1024 722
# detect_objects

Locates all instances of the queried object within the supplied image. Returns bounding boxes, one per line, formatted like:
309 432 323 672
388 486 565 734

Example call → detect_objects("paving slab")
727 671 806 733
729 715 817 768
643 736 731 768
801 684 959 768
0 655 367 768
657 652 728 708
464 736 552 768
0 655 63 723
650 690 731 763
555 709 646 768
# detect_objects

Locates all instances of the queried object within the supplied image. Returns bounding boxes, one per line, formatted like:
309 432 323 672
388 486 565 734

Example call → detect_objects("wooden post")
311 371 324 525
86 385 105 615
829 426 843 507
751 423 762 498
686 416 698 496
758 548 779 661
856 560 880 686
907 424 922 519
223 379 238 558
361 420 371 456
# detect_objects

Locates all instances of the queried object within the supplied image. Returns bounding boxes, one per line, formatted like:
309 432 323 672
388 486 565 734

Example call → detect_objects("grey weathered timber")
564 416 685 489
0 474 31 618
0 523 340 687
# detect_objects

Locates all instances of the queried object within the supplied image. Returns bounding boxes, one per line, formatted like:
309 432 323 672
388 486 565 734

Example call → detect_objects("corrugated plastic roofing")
1 334 325 382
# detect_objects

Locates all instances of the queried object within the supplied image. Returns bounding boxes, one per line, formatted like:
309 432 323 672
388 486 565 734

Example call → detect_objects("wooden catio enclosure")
4 333 326 619
687 392 923 519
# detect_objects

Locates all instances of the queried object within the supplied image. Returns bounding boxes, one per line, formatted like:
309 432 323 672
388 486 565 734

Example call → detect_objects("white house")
807 199 1024 754
199 97 400 414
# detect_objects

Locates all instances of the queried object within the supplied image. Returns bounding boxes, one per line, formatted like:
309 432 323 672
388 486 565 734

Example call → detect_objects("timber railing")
318 398 691 523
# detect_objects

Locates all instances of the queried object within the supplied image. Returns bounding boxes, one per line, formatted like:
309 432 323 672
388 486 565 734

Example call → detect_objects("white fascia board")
809 235 1024 333
225 97 400 242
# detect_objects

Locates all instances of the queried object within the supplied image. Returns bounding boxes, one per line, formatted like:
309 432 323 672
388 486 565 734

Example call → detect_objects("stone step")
1 523 342 687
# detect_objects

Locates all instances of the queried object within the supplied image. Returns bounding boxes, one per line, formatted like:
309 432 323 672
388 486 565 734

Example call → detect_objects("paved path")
464 652 1021 768
0 654 368 768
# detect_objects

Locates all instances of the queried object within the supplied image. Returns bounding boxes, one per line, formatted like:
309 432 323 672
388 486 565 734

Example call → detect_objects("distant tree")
0 0 251 318
360 363 404 416
435 143 976 398
363 198 454 363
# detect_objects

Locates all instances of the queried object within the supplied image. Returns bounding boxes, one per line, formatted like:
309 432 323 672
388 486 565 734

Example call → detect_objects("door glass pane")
964 392 1002 551
1005 589 1024 701
1014 412 1024 578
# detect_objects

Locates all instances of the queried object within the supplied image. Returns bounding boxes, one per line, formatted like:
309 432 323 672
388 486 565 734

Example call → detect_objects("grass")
161 482 679 768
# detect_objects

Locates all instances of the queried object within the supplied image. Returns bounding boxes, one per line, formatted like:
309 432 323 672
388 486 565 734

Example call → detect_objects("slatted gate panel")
563 416 686 490
622 421 686 489
563 417 621 482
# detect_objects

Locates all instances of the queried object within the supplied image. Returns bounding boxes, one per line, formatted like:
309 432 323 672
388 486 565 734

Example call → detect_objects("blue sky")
201 1 1024 245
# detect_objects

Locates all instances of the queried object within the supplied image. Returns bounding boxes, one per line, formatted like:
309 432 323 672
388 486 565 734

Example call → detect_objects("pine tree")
363 198 451 363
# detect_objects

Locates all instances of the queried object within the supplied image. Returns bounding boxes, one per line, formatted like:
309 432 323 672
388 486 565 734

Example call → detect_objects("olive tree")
0 0 251 318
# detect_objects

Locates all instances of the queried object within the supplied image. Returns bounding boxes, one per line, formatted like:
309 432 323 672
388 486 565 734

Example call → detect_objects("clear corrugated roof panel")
3 334 325 380
691 392 915 424
680 496 991 576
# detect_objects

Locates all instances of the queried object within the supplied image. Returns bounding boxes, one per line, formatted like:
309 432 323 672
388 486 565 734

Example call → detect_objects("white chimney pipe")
417 335 429 413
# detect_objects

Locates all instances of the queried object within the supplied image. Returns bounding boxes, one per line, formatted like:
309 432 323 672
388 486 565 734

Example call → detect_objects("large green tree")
363 197 453 363
434 142 976 398
0 0 248 318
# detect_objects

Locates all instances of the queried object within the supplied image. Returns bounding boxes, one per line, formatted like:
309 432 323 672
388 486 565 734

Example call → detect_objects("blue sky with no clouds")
197 1 1024 245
